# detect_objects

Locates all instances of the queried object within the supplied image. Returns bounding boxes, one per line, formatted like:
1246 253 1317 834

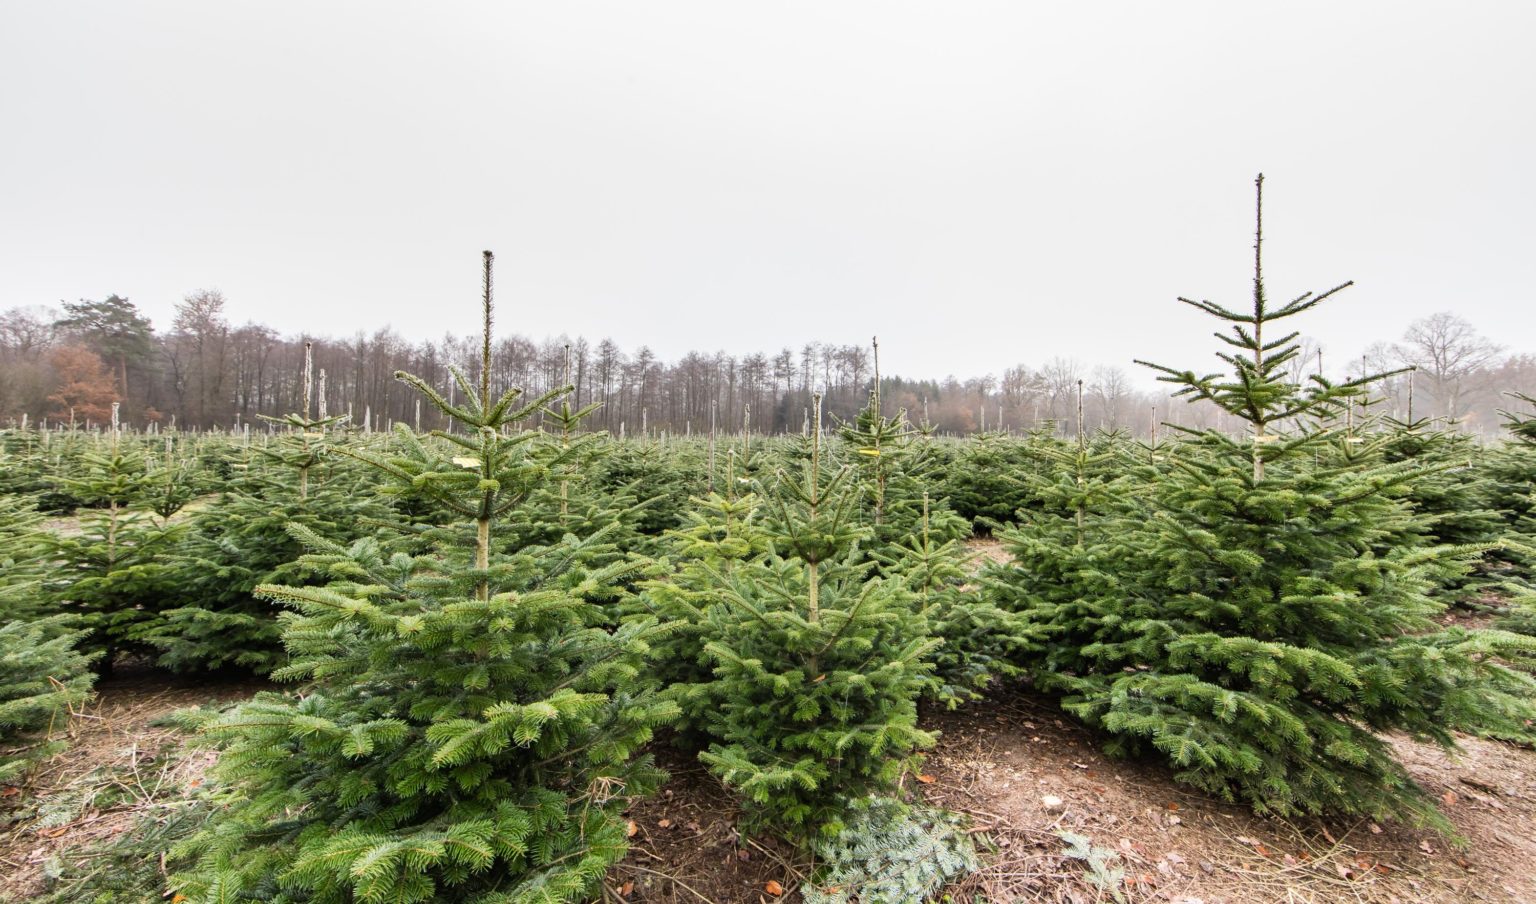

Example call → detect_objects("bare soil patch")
965 536 1012 569
924 687 1536 904
611 744 806 903
609 689 1536 903
5 668 1535 903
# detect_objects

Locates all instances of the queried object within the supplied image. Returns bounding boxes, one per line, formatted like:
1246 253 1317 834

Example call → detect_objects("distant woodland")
2 292 1532 436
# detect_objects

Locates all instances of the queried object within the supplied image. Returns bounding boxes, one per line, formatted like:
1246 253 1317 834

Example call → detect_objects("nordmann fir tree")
1488 392 1536 556
1492 392 1536 636
172 252 679 904
1006 175 1536 830
986 386 1144 678
1373 410 1506 600
940 431 1040 533
141 438 205 523
1503 391 1536 445
146 344 388 673
494 349 650 555
839 338 969 558
629 447 768 737
686 394 937 839
594 438 706 550
46 406 187 672
0 484 97 781
0 428 93 511
0 616 97 783
874 493 1022 708
0 484 53 623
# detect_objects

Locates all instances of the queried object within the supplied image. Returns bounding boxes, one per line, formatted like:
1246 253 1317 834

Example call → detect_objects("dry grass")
0 669 263 901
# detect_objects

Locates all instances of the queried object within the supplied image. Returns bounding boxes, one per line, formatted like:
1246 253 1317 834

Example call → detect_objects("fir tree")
172 252 678 903
1373 413 1506 599
686 395 937 839
0 615 97 783
631 448 768 736
45 421 187 672
595 439 705 545
1 450 99 781
941 432 1040 532
141 438 205 524
987 396 1132 681
1499 581 1536 637
1492 392 1536 635
0 490 52 623
146 345 388 673
839 344 969 558
480 370 654 565
1502 391 1536 445
1488 391 1536 558
875 493 1022 708
0 428 95 512
1000 175 1536 829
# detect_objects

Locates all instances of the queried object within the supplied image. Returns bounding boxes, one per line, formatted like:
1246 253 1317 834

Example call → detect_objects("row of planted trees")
4 181 1536 902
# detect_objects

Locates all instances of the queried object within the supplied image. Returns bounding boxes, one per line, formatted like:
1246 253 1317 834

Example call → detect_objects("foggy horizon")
3 2 1533 389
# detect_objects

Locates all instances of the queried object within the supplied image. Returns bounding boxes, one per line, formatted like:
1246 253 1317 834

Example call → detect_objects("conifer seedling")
172 252 679 903
999 175 1536 831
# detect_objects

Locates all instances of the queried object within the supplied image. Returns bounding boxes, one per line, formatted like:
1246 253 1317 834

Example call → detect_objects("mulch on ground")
0 668 265 901
6 668 1535 903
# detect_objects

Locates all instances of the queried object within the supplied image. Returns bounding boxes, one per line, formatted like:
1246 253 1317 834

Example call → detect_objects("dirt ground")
5 655 1535 902
925 689 1536 904
608 688 1536 904
0 669 264 900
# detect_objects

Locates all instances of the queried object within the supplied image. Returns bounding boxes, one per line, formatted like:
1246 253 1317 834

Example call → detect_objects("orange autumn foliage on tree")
47 344 118 424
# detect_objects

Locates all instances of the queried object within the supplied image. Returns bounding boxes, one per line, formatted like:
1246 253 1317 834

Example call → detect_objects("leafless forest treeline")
2 293 1532 437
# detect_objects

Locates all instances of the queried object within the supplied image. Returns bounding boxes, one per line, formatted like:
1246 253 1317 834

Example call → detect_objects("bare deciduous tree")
168 290 232 426
1392 312 1501 421
1090 365 1132 430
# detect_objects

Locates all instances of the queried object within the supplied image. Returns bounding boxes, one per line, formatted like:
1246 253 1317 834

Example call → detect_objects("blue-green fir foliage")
801 797 978 904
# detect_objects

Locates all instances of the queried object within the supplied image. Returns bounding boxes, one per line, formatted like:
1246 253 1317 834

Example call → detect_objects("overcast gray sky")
2 1 1532 385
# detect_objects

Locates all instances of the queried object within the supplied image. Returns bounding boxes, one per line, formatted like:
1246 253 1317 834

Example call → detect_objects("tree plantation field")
5 215 1536 903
